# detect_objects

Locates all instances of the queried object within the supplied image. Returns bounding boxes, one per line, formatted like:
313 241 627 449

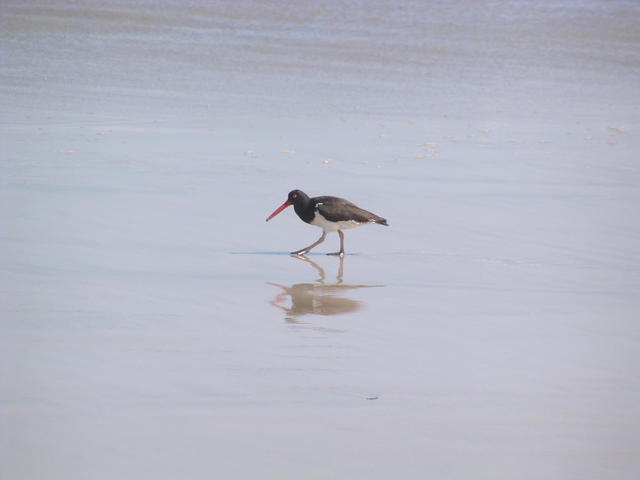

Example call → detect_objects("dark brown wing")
314 196 388 225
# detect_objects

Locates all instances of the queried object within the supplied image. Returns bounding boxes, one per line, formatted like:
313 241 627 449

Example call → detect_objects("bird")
265 189 388 256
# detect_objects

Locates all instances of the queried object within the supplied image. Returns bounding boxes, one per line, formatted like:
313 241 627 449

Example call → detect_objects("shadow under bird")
265 189 388 256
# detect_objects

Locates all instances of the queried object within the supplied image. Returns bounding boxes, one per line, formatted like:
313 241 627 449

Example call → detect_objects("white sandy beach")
1 1 639 478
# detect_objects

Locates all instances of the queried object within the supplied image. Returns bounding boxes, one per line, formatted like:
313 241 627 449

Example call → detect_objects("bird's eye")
292 194 298 198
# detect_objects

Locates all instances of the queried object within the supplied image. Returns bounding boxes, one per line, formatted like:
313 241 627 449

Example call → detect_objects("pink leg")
291 231 327 256
327 230 345 257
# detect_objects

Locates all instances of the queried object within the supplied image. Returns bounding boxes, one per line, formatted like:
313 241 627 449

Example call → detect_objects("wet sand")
2 1 640 478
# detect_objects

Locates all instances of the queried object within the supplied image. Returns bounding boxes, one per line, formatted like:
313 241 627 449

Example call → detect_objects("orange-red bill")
265 201 292 221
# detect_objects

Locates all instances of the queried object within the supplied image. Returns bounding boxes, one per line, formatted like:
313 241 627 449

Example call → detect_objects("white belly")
310 213 367 232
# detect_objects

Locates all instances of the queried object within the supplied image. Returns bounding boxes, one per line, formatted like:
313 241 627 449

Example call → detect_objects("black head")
266 189 310 222
287 189 308 205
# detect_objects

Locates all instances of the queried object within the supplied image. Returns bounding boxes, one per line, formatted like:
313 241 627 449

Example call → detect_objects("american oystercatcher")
265 189 388 256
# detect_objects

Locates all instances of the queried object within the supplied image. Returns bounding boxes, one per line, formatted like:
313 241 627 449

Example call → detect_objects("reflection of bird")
266 189 388 256
267 256 382 322
268 282 364 318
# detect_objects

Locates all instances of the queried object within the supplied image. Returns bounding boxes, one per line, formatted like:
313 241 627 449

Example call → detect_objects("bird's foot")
327 251 345 257
290 250 309 256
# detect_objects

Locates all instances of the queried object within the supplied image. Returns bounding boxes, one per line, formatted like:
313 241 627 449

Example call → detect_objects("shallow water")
2 1 640 479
